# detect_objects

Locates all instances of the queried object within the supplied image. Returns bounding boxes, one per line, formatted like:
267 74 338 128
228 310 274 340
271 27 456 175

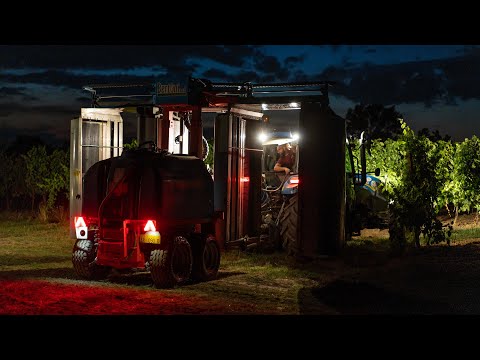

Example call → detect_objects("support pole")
189 105 203 158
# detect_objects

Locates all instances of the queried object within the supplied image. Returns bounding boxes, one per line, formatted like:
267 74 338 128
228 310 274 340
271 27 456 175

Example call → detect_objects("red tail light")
144 220 156 232
74 216 86 228
290 178 299 184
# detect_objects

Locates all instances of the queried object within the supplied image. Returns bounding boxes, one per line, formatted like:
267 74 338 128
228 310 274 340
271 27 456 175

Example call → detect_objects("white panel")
183 125 189 155
118 121 123 155
70 117 83 239
70 108 124 239
113 119 119 157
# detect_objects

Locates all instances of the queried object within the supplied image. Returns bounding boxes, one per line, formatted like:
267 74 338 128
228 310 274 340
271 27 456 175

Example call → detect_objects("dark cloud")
0 46 264 91
0 70 185 91
251 52 292 81
0 86 38 101
254 54 284 74
316 50 480 107
202 68 230 80
231 70 265 83
0 45 259 70
0 86 27 96
0 46 295 94
0 102 78 117
285 55 305 66
329 45 342 52
75 96 92 103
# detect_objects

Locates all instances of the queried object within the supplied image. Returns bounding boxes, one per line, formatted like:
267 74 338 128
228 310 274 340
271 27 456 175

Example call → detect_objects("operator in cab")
274 143 296 175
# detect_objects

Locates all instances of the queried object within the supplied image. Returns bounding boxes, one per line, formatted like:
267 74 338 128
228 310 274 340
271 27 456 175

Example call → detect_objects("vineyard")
346 121 480 249
350 125 480 222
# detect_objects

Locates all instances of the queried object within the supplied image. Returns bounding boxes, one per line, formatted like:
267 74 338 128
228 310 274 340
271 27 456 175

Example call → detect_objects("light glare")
144 220 156 232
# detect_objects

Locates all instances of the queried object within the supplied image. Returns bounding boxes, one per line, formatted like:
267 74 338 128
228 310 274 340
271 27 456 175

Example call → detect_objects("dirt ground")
2 214 480 315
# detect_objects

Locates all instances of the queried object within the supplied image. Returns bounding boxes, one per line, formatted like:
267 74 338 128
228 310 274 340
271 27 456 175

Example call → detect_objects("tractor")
345 131 389 238
259 130 300 254
72 141 220 288
259 127 388 253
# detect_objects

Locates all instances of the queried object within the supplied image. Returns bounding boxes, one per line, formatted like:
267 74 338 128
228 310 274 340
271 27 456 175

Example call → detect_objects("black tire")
149 236 192 288
279 194 299 256
191 236 221 282
72 239 110 280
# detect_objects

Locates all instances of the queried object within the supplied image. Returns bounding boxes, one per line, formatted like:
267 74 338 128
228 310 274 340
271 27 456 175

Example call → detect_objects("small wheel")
191 235 221 282
72 239 110 280
149 236 192 288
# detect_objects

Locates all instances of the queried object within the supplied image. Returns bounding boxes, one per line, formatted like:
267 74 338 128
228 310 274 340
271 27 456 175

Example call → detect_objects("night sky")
1 45 479 145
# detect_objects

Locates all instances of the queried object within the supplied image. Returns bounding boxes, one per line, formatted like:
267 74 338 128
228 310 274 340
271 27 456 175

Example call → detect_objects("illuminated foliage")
22 145 69 218
122 138 138 150
452 136 480 221
388 121 451 250
23 145 50 211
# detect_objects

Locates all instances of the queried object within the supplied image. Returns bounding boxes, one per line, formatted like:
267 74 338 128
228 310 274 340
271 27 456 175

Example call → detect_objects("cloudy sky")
0 45 479 145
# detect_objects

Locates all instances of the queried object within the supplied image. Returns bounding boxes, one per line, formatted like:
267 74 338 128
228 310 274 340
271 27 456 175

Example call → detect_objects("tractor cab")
259 130 299 193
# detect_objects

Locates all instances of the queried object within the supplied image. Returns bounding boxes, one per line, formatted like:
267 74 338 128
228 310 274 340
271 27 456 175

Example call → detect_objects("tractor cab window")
263 145 279 172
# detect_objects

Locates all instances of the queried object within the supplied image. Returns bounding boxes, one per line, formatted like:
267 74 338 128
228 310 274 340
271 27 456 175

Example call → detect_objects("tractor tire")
279 194 299 256
72 239 110 280
149 236 192 288
191 235 221 282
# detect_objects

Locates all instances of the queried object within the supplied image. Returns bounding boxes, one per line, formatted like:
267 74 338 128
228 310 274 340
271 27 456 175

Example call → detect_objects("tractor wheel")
279 194 299 256
149 236 192 288
72 239 110 280
191 235 221 282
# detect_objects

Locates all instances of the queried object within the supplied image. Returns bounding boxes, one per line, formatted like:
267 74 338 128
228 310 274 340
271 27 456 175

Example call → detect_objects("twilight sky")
0 45 479 145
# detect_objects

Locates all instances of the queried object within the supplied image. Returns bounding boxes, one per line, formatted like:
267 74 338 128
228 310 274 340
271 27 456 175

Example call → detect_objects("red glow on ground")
0 279 258 315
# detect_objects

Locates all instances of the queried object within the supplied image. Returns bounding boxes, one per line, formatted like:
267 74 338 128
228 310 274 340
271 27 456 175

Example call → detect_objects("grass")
3 216 480 314
450 227 480 242
0 218 327 314
0 217 73 271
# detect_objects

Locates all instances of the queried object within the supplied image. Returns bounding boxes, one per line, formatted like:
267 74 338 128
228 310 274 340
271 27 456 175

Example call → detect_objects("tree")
23 145 50 211
417 128 451 142
346 104 404 141
42 149 69 211
0 150 15 210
